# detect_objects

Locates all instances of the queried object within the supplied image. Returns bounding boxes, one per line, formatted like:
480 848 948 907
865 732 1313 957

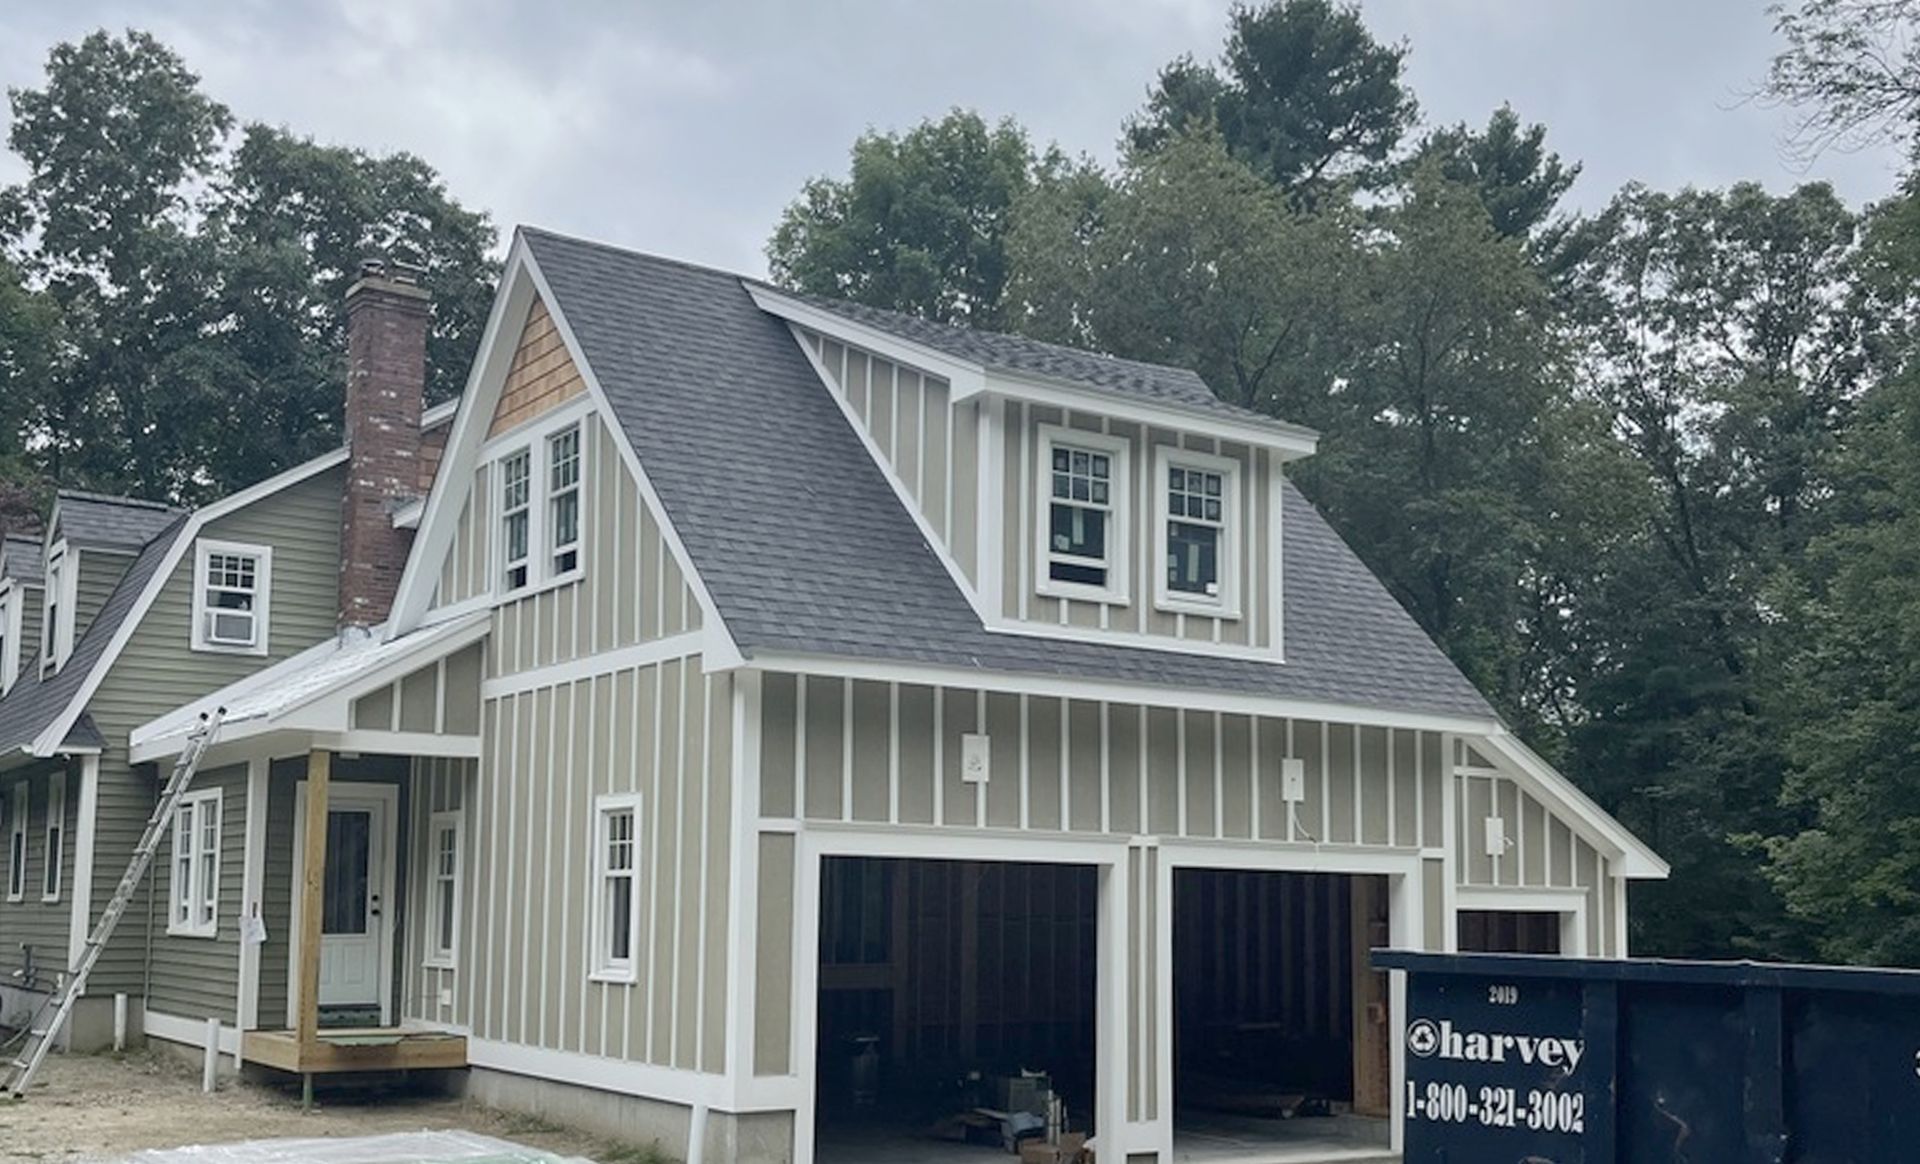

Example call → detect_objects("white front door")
317 798 388 1007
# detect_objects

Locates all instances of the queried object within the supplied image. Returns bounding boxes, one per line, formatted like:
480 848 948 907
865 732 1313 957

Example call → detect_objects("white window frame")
1033 425 1131 605
190 539 273 656
5 782 26 903
0 580 19 694
589 793 644 984
499 446 533 592
424 809 463 970
547 422 583 579
167 788 222 938
41 540 74 675
491 407 590 599
41 774 63 903
1153 446 1243 619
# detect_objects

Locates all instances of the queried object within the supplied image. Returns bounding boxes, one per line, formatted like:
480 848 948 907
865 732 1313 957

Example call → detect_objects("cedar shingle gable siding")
489 298 587 438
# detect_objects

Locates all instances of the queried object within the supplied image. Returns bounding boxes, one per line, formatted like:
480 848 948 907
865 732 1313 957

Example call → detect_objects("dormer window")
192 540 272 655
1036 427 1131 603
0 583 18 693
1155 448 1240 618
40 542 73 674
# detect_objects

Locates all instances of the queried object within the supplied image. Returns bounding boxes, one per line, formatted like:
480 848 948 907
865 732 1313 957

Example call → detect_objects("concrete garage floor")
816 1116 1399 1164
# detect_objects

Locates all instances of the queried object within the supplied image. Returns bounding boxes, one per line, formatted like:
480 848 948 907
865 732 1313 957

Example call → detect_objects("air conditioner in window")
206 608 256 646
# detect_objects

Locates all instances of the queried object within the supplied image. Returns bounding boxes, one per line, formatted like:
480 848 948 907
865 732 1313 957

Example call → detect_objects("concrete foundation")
702 1109 795 1164
461 1067 694 1161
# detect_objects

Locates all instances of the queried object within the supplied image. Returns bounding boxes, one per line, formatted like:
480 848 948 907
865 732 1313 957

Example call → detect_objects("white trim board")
144 1009 242 1056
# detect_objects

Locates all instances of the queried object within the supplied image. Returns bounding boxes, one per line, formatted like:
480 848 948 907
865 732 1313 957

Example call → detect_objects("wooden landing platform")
242 1026 467 1074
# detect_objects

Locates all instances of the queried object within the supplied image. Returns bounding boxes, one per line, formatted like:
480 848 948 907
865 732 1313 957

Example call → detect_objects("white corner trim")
144 1009 242 1055
237 757 269 1034
66 754 99 977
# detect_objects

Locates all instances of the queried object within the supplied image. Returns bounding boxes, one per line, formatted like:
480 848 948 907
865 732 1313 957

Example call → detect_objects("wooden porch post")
296 750 332 1071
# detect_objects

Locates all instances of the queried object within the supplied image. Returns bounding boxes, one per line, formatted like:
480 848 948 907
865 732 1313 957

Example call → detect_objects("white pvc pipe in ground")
203 1019 219 1092
113 993 127 1052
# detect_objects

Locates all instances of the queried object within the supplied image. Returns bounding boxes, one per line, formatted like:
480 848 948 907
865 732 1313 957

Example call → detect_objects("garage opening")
814 857 1100 1163
1458 910 1562 954
1173 870 1394 1162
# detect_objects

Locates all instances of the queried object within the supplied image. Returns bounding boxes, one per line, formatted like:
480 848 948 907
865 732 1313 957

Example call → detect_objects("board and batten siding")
144 762 248 1022
402 757 470 1027
81 465 346 996
350 645 483 736
798 330 968 582
451 652 733 1075
0 760 80 988
436 414 703 662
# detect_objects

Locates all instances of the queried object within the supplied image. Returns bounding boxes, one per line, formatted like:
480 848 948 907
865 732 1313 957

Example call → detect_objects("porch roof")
130 611 489 763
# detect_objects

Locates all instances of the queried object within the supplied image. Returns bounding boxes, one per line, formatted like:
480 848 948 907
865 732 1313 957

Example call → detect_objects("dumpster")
1373 950 1920 1163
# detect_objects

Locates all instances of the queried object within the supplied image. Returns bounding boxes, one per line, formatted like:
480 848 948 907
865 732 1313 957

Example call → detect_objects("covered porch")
132 615 488 1085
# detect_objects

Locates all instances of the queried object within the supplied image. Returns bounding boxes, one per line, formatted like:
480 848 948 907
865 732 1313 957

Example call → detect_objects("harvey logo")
1406 1018 1584 1073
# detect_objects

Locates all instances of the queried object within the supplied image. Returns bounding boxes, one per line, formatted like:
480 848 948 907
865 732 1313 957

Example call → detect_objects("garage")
813 856 1101 1162
1171 870 1395 1162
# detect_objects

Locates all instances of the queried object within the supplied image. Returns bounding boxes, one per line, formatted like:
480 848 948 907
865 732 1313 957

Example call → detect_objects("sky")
0 0 1908 276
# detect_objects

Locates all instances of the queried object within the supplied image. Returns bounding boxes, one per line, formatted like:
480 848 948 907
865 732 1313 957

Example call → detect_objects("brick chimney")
339 259 430 630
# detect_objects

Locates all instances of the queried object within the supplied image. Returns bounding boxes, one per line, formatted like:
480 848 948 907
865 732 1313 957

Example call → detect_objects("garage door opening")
1173 869 1394 1162
814 857 1100 1163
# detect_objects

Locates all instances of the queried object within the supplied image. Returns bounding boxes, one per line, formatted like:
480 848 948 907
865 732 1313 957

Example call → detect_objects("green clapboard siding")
0 760 80 988
144 763 248 1022
73 549 132 645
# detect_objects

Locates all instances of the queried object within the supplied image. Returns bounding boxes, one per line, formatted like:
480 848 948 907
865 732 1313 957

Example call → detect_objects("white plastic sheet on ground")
117 1130 597 1164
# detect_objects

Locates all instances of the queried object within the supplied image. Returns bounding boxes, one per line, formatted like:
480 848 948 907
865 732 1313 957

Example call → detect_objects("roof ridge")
56 488 182 513
518 225 753 285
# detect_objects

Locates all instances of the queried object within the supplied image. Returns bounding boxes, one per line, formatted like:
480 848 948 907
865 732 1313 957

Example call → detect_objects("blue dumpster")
1372 950 1920 1163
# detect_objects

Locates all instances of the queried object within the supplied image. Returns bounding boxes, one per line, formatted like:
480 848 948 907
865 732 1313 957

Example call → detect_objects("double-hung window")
549 425 582 576
1155 448 1240 617
168 789 222 937
191 541 272 655
500 448 532 591
1037 428 1129 602
41 776 63 902
497 418 586 595
591 794 643 982
5 783 26 902
425 811 462 968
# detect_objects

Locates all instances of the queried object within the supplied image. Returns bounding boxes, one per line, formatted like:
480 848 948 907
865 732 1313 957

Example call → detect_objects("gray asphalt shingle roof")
1 535 43 587
523 228 1495 722
0 515 188 756
766 285 1314 439
55 491 184 551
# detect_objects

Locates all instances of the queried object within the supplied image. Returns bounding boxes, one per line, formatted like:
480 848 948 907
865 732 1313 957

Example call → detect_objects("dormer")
748 285 1316 662
0 534 44 692
38 491 185 675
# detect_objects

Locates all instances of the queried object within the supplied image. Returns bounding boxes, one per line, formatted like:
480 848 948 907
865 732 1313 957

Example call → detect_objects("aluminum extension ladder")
2 709 223 1099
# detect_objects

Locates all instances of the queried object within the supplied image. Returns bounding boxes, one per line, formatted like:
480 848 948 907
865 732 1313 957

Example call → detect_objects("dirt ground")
0 1050 662 1164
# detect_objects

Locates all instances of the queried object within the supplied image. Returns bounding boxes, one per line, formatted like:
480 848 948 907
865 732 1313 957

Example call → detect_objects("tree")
1010 131 1357 416
1125 0 1418 199
1764 172 1920 965
1557 181 1866 957
768 110 1037 329
1414 105 1579 241
1766 0 1920 159
0 29 498 505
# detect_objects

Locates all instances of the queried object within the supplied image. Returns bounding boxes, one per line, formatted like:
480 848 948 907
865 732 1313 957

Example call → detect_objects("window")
5 782 25 903
500 448 532 591
0 582 16 693
168 789 221 937
41 776 63 903
494 415 588 596
1036 428 1129 602
191 541 272 655
41 542 72 674
549 424 582 576
1154 448 1241 617
425 811 462 968
591 795 643 982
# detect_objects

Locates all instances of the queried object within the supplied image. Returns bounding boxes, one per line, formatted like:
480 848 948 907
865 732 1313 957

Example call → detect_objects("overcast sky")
0 0 1908 275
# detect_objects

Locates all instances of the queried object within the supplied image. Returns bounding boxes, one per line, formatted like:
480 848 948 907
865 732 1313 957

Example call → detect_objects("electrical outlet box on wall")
1280 758 1307 803
1485 816 1507 858
961 733 991 784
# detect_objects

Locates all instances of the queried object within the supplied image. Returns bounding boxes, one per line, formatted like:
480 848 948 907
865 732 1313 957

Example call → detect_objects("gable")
489 297 586 438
